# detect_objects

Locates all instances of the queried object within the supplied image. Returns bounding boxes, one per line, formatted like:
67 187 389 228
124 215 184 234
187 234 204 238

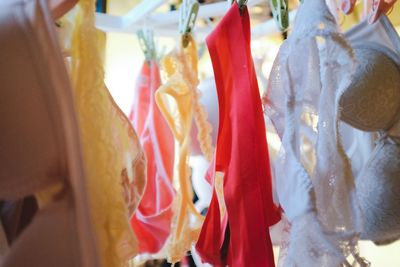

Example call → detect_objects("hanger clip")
237 0 249 9
179 0 199 48
228 0 248 14
269 0 289 31
137 29 156 62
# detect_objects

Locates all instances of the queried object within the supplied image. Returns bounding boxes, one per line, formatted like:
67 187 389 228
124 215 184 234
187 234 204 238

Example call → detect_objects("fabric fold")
196 4 280 267
263 0 365 265
130 60 175 254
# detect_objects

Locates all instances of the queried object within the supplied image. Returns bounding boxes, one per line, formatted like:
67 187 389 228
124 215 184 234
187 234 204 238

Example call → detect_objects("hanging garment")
129 60 175 254
155 35 213 264
195 4 280 267
263 0 366 265
0 0 100 266
340 15 400 244
68 0 147 266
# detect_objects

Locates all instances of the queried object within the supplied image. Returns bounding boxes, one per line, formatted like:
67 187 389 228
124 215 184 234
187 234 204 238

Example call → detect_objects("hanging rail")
95 0 263 33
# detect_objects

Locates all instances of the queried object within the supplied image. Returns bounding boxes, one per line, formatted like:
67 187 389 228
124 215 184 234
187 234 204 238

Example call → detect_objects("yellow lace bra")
63 1 146 266
155 35 213 264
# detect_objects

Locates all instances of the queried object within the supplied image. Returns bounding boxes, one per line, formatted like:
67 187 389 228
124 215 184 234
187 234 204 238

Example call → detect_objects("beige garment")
0 0 100 266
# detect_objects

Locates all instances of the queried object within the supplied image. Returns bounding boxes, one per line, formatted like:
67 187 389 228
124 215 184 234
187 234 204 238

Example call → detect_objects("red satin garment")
129 60 175 253
195 5 281 266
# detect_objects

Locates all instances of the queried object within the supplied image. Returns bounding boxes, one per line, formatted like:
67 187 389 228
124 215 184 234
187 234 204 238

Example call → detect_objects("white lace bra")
340 15 400 132
356 135 400 244
341 15 400 244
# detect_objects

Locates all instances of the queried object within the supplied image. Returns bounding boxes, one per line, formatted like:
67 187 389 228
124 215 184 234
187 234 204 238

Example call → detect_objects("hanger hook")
269 0 289 31
179 0 199 48
231 0 248 14
137 29 156 62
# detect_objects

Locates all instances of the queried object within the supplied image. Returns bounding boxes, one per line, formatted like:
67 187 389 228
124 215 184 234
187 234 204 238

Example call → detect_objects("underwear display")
130 60 175 254
2 0 400 266
195 4 280 266
341 15 400 244
155 34 212 264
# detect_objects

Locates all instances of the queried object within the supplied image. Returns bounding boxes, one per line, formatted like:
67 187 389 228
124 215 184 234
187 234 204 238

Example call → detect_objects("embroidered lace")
263 0 365 265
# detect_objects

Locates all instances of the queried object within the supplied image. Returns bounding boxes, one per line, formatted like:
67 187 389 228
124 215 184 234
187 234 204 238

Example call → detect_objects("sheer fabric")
129 60 175 254
155 35 212 264
70 1 146 266
263 0 365 265
195 4 280 267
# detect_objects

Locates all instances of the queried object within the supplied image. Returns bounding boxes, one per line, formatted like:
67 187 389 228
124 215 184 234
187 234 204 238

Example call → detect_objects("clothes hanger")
269 0 289 31
137 28 156 62
237 0 249 8
228 0 249 13
179 0 199 48
96 0 264 36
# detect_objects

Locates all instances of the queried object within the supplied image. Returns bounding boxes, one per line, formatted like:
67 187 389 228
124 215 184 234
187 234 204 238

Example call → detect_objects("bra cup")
339 47 400 132
356 140 400 243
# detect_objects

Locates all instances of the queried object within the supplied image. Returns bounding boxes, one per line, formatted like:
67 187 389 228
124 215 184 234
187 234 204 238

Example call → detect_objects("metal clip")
137 29 156 62
179 0 199 48
269 0 289 31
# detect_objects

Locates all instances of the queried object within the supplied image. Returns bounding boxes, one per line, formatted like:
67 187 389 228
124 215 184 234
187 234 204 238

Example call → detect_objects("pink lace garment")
263 0 367 266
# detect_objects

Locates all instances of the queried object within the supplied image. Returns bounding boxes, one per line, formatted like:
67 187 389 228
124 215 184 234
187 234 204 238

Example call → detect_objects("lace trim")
156 35 209 264
264 0 365 265
70 1 146 266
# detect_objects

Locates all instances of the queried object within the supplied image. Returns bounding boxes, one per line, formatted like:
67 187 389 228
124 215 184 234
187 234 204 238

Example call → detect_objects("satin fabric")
130 60 175 254
195 4 280 267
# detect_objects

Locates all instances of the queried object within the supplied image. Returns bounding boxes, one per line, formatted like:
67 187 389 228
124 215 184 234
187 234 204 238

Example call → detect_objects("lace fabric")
339 15 400 245
69 1 146 266
155 35 211 264
356 135 400 243
263 0 364 265
339 24 400 132
339 47 400 130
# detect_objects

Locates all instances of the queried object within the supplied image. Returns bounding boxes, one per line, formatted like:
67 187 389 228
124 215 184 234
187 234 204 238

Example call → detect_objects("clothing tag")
215 171 226 220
